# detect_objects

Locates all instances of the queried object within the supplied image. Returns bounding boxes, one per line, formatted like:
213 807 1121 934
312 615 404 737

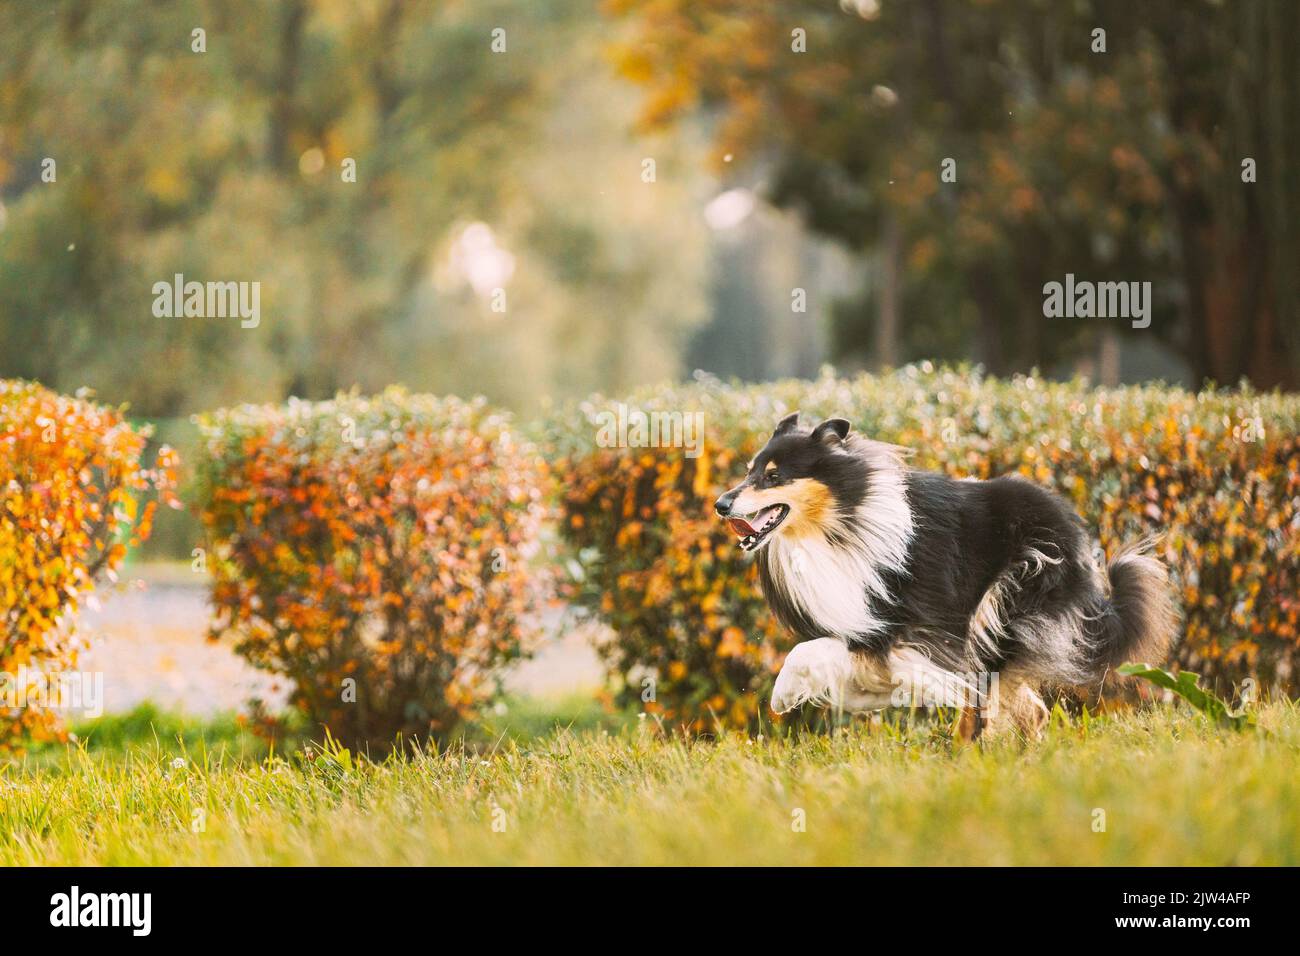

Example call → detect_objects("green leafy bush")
195 389 553 750
550 366 1300 731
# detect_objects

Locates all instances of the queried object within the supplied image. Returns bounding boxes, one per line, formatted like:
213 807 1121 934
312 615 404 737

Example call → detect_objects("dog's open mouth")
727 504 789 551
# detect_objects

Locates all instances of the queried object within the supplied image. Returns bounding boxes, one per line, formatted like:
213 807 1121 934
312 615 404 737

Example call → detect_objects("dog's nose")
715 490 738 517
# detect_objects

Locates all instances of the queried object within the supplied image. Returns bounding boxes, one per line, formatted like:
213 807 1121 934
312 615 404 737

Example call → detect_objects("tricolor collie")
715 413 1176 736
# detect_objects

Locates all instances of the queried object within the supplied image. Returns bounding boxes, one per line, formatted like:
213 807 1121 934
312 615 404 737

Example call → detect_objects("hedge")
0 380 177 751
550 365 1300 731
195 388 553 749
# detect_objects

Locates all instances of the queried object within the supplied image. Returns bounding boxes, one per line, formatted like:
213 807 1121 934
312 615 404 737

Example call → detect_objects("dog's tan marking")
730 478 834 539
780 479 834 538
956 706 981 743
728 478 826 530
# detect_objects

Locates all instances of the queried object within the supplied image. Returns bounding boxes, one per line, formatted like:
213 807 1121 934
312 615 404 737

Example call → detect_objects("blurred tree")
609 0 1299 388
0 0 711 414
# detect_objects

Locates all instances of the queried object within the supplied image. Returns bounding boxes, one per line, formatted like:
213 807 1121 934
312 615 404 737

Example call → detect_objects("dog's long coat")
715 413 1176 734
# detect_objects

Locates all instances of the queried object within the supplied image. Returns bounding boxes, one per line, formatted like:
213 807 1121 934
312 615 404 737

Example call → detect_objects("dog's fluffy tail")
1090 540 1177 674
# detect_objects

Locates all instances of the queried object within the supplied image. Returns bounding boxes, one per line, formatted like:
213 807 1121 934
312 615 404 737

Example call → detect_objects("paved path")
71 567 605 717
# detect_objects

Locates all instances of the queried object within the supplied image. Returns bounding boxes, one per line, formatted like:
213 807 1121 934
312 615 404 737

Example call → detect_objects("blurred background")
1 0 1297 710
3 0 1297 421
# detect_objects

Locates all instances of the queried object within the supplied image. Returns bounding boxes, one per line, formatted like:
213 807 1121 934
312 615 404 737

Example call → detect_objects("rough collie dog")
715 413 1176 736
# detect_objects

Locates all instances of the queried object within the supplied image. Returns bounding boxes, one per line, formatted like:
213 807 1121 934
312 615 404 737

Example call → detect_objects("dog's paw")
771 638 853 714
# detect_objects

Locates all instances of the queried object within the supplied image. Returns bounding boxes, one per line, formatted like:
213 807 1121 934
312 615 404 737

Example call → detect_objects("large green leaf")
1118 664 1255 731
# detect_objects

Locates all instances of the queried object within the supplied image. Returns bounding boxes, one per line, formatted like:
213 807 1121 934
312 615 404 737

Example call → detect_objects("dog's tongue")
727 516 757 537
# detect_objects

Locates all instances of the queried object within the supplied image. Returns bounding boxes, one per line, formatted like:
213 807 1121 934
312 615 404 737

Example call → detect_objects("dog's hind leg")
984 669 1049 739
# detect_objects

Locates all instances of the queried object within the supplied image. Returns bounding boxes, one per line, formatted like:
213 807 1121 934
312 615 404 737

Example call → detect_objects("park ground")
1 699 1297 866
3 563 1296 866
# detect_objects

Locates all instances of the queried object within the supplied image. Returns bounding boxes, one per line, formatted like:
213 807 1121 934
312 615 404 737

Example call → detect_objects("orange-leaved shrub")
195 389 553 749
0 380 178 751
550 366 1300 732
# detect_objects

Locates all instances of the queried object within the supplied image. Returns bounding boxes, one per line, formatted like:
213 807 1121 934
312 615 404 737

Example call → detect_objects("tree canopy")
611 0 1300 387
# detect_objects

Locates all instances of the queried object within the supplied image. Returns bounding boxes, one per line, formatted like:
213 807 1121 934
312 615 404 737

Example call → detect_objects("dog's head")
714 412 863 552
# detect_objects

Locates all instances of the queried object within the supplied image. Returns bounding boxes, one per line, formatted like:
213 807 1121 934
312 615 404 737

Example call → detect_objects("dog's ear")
811 418 851 446
774 411 801 436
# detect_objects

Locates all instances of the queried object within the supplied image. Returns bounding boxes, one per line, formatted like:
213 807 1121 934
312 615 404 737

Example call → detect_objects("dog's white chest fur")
767 536 884 638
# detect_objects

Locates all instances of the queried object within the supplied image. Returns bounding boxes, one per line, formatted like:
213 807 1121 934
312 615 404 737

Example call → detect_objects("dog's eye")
765 470 782 486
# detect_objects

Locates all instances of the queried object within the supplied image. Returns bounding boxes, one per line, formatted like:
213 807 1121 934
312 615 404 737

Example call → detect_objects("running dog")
714 412 1175 736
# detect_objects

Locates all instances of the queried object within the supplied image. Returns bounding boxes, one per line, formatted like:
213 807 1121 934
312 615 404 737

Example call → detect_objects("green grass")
63 703 264 756
1 701 1297 865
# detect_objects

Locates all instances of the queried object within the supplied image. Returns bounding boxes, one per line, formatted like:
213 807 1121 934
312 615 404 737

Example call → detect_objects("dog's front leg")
771 638 894 714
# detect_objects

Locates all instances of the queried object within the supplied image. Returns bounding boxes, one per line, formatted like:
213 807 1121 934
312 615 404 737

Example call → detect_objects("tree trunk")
876 211 901 369
266 0 306 172
1098 328 1121 387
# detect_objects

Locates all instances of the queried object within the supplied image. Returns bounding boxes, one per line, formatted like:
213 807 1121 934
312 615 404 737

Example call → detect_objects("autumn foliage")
0 380 177 751
196 389 553 749
553 367 1300 731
